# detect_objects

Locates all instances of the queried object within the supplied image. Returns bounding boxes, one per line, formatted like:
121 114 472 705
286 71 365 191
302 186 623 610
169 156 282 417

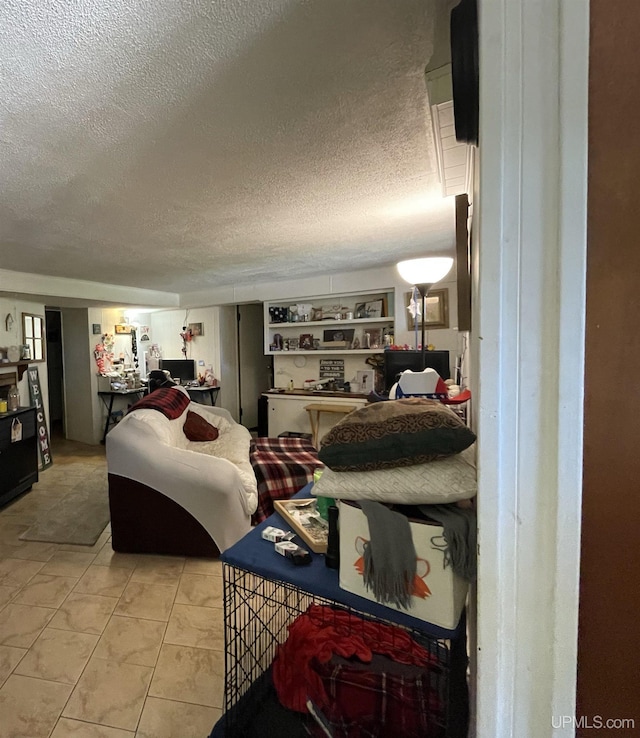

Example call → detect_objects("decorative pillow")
183 411 219 442
313 445 477 504
317 398 476 471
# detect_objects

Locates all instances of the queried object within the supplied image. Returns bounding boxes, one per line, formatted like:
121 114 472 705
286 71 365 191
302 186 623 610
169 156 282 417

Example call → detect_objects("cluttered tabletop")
265 388 370 399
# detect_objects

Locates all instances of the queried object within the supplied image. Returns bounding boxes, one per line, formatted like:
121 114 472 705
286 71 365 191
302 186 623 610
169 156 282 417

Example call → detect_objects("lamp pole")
416 283 432 370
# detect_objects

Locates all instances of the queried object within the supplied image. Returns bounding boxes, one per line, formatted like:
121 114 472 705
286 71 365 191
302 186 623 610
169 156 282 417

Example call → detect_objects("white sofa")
106 386 257 556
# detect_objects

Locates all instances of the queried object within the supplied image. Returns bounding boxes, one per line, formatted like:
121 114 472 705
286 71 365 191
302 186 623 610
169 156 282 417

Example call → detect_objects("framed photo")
311 307 323 321
114 324 132 334
405 288 450 330
323 328 355 344
287 337 300 351
363 328 383 349
92 324 102 335
354 302 367 319
299 333 314 350
188 322 204 337
364 299 384 319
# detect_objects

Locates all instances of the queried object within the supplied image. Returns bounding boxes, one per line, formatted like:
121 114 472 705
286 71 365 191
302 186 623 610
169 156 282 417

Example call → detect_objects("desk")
98 388 146 444
213 484 468 737
304 402 356 447
184 385 220 406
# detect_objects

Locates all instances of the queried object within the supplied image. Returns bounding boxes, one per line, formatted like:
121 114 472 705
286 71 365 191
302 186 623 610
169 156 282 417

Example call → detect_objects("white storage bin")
338 499 468 630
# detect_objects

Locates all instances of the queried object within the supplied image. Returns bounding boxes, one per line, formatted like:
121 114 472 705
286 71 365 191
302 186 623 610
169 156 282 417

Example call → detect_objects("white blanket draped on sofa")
106 386 257 553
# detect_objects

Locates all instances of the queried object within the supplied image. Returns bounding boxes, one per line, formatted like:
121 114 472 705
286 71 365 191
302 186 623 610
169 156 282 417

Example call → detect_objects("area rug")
19 475 110 546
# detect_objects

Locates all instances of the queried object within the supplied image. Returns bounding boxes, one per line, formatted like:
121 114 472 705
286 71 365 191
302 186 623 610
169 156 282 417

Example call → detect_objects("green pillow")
317 398 476 471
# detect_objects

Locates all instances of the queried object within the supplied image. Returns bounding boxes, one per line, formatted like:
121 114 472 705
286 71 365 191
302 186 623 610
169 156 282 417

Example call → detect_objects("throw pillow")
317 398 476 471
313 445 477 504
183 410 219 442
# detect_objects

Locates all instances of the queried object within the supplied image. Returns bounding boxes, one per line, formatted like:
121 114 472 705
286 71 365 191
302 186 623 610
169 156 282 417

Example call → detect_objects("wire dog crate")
220 562 468 737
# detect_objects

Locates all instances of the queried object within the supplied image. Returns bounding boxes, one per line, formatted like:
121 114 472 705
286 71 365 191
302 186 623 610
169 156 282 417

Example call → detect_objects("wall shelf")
264 290 395 356
268 317 390 329
0 362 30 380
266 348 386 356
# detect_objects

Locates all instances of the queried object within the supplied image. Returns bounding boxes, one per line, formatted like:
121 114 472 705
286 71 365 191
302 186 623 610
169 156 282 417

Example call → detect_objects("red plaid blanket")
128 387 190 420
250 437 324 524
273 605 444 736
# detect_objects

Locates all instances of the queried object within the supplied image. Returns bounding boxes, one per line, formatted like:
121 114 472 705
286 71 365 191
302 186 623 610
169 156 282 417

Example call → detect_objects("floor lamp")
396 257 454 370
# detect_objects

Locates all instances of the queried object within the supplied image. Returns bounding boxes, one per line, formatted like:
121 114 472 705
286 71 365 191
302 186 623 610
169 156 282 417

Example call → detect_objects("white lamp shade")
396 257 454 286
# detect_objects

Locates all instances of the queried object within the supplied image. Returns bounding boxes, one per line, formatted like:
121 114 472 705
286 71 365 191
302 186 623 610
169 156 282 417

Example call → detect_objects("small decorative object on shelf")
7 346 20 363
8 385 20 412
269 306 289 323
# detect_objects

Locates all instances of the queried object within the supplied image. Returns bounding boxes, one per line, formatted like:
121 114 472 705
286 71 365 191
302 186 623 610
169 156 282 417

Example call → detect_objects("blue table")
222 483 463 640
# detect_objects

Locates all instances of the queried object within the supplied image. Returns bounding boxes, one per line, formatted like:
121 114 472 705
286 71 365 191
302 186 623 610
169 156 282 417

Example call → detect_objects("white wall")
148 307 220 382
0 296 50 434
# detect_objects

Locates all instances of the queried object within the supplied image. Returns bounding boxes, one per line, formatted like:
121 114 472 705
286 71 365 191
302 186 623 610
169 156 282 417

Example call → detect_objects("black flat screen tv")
383 350 451 392
159 359 196 384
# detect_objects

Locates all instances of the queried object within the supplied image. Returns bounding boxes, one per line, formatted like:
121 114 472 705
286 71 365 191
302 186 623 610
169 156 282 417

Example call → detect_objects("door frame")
475 1 588 735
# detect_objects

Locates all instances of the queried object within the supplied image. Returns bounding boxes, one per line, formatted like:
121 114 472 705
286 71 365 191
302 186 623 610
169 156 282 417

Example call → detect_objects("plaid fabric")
312 655 444 737
273 605 444 737
250 437 324 524
128 387 190 420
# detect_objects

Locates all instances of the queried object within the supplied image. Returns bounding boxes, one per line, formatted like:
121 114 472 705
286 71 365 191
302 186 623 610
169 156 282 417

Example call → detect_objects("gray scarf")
359 500 417 610
419 504 477 582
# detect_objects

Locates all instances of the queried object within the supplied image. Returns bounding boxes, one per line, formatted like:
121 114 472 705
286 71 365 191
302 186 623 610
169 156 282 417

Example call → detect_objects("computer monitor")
159 359 196 384
383 350 451 392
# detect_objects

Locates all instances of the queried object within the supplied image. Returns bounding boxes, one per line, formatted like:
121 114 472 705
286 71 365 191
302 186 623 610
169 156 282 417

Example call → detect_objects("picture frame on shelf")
288 337 300 351
405 288 450 330
323 328 355 344
299 333 314 350
364 299 384 319
311 307 323 321
355 302 367 319
363 328 383 349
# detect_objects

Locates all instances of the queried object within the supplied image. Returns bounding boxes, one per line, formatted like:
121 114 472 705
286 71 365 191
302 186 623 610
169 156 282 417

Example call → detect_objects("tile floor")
0 435 223 738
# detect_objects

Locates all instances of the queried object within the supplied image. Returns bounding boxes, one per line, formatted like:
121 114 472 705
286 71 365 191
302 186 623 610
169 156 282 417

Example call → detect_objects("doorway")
236 303 273 431
45 309 65 438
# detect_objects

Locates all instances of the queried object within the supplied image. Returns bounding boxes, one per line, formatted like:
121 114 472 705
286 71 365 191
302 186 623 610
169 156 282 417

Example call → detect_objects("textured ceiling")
0 0 455 296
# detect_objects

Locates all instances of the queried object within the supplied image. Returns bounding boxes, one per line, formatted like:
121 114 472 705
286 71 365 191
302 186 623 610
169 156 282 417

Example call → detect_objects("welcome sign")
27 366 53 470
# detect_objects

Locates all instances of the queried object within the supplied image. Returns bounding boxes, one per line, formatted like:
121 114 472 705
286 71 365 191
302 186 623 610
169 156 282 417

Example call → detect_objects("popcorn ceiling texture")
0 0 453 295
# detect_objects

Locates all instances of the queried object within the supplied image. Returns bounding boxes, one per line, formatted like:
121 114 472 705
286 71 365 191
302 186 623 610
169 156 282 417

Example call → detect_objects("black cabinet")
0 406 38 508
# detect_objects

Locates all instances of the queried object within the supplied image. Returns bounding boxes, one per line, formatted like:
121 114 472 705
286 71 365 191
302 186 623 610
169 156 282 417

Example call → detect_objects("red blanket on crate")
250 437 324 524
273 605 444 737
